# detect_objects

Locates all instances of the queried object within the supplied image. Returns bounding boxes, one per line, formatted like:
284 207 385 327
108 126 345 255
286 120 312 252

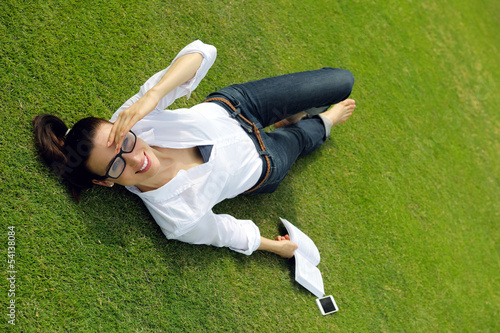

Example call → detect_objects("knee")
335 68 355 91
342 69 355 90
328 67 354 98
343 70 355 97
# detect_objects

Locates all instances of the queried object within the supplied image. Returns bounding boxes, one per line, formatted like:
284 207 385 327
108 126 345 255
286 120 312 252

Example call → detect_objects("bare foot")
273 112 307 128
321 99 356 126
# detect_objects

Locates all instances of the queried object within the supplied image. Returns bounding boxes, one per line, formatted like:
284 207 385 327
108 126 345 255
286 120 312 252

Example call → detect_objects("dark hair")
32 114 110 200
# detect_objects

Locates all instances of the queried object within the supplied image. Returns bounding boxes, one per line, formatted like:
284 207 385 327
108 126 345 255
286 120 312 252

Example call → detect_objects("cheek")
111 167 137 186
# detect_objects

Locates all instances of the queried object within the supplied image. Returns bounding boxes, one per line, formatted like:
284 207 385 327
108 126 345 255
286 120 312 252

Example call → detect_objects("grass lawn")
1 0 498 331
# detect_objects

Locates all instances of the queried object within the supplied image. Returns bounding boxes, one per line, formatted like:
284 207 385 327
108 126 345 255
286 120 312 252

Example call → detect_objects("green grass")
1 0 499 331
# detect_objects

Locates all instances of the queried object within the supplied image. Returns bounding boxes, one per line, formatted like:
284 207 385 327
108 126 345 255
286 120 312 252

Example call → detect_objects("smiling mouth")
136 153 151 174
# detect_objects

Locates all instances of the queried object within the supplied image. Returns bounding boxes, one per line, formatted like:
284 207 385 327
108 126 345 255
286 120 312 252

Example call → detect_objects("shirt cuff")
170 40 217 99
229 220 261 256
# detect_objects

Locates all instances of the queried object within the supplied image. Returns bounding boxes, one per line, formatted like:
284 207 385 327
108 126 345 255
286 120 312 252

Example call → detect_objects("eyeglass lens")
107 132 136 178
122 132 135 152
108 158 125 178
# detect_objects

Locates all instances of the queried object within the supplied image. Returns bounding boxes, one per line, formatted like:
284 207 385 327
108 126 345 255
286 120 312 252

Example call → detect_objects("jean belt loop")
203 96 271 194
232 101 241 117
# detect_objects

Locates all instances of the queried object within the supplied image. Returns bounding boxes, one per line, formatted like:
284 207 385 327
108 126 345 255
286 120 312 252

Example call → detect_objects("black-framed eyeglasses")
102 131 137 179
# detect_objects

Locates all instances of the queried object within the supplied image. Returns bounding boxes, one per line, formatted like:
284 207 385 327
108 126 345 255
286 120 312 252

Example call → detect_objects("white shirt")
110 40 263 255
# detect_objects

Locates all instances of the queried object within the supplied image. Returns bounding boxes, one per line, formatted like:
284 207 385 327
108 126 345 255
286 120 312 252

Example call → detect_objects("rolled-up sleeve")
159 211 261 256
163 40 217 101
111 40 217 122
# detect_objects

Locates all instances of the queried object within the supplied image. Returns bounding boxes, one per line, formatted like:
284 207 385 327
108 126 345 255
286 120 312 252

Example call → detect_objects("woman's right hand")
274 235 298 258
277 240 299 258
258 235 298 258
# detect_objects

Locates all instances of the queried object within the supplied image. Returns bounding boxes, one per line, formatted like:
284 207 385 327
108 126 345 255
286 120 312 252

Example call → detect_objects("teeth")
139 155 148 172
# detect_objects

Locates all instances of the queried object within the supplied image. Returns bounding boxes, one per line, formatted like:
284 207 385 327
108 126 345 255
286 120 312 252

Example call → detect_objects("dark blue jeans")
204 67 354 194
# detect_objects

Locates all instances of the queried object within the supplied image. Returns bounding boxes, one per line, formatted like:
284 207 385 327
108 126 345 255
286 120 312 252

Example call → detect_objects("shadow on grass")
78 183 298 271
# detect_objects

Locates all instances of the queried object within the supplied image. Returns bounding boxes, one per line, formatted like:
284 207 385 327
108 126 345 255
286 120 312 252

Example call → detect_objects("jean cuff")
319 115 332 138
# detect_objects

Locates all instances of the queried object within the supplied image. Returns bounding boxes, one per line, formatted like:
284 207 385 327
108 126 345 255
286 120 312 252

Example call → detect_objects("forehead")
87 123 115 174
93 123 112 146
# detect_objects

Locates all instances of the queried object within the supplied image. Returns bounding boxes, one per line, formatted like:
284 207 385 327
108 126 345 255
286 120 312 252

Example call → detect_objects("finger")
115 132 125 154
113 115 132 152
284 234 290 240
115 117 138 152
108 113 130 148
111 124 124 152
107 124 117 147
109 116 124 146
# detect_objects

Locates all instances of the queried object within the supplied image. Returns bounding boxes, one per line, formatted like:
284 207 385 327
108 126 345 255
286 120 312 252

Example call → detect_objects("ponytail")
32 114 68 166
32 114 110 200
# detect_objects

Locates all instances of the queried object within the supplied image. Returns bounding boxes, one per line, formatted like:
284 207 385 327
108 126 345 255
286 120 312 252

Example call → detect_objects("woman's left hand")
107 93 158 152
107 53 204 152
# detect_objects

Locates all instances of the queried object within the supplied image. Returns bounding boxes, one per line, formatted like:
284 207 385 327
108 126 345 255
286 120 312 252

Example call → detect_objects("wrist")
257 237 297 258
257 237 276 253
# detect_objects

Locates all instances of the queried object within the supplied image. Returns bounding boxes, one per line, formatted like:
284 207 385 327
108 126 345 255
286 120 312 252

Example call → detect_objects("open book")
281 218 325 297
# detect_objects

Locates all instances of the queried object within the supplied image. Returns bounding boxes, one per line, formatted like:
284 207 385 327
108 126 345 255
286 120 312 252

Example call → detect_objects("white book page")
294 252 325 297
280 218 321 266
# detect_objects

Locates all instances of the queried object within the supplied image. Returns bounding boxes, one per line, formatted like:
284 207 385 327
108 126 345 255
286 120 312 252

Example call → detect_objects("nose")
123 150 143 169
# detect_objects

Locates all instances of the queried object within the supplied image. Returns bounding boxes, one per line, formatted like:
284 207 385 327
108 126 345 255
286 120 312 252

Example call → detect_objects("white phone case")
316 295 339 315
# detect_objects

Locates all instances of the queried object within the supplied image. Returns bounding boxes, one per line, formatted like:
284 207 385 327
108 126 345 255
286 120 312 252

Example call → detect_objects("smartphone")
316 295 339 315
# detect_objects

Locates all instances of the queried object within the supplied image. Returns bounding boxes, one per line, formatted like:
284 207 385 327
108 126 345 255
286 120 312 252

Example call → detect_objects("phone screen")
319 297 337 313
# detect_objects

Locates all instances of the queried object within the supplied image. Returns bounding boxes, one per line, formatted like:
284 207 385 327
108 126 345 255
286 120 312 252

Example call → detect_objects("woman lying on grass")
33 40 355 258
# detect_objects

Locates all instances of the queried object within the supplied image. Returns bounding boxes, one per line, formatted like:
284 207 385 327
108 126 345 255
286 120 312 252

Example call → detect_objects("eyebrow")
105 156 116 174
103 142 120 175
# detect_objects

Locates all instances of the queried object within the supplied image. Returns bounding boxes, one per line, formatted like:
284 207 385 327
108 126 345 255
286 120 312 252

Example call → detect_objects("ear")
92 179 114 187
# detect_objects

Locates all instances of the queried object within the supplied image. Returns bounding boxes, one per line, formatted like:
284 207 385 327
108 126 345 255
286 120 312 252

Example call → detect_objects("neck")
135 146 204 192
